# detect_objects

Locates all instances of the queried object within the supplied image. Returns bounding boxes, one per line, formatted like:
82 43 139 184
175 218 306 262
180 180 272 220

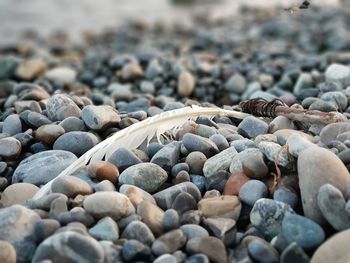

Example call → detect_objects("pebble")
0 137 21 158
32 231 104 263
239 180 268 206
107 147 142 172
119 184 156 207
151 142 180 173
268 116 296 133
325 63 350 87
172 192 197 215
24 111 52 128
229 148 268 179
202 217 236 244
320 122 350 145
137 200 164 236
180 224 209 240
53 131 99 157
0 205 41 263
259 141 289 167
225 73 246 94
209 134 229 151
178 71 195 96
238 116 268 139
0 183 39 207
14 100 41 113
152 229 187 255
81 105 120 130
185 253 210 263
15 59 46 80
273 186 298 208
0 241 16 263
59 116 86 132
297 147 350 224
51 175 93 198
121 221 155 246
83 192 135 220
250 198 294 238
119 163 168 193
45 66 77 84
286 135 316 158
183 133 219 157
46 94 81 121
280 242 310 263
186 151 207 175
247 238 280 263
88 216 119 242
3 114 22 135
198 195 241 220
317 184 350 230
186 236 227 263
122 62 144 80
14 83 50 101
12 150 77 185
223 172 250 196
311 229 350 263
205 170 230 192
154 254 178 263
35 124 65 145
121 239 151 262
86 161 119 184
153 182 202 210
282 212 325 250
203 146 237 178
162 209 180 231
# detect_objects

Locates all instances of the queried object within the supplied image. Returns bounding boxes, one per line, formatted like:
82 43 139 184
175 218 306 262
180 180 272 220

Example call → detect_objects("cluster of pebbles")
2 5 350 263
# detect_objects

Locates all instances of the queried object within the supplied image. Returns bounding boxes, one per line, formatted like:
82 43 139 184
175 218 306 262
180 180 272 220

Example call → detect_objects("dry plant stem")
240 98 345 125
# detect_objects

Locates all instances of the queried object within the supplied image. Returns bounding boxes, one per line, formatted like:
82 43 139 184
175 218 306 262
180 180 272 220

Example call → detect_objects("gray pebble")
239 180 268 206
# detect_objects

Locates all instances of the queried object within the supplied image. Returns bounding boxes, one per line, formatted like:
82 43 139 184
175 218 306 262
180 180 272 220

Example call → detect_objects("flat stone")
89 216 119 242
121 221 155 246
198 195 241 220
0 205 41 263
151 142 180 173
35 124 65 145
0 241 16 263
152 229 187 255
153 182 201 210
83 192 135 220
238 116 268 139
317 184 350 230
186 236 227 263
230 148 269 179
203 146 238 178
311 229 350 263
248 238 279 263
137 200 164 236
3 114 22 135
46 94 81 121
119 184 156 207
0 137 21 158
223 172 250 196
53 131 99 157
239 180 268 206
45 67 77 84
51 175 93 198
320 122 350 145
32 231 104 263
12 150 77 185
183 133 219 157
0 183 39 207
119 163 168 193
282 212 325 250
108 147 142 172
298 147 350 224
81 105 120 130
250 198 294 239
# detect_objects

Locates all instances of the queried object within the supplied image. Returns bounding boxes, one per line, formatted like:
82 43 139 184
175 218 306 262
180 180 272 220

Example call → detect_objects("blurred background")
0 0 340 44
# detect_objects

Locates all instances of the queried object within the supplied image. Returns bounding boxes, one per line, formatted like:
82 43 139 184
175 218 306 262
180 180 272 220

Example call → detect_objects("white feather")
32 106 250 199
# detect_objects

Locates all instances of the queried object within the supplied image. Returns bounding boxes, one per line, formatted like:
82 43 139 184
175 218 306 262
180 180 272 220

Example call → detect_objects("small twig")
239 98 345 125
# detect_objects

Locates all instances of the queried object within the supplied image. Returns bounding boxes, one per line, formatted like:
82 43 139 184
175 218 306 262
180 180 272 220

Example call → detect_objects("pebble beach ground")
1 2 350 263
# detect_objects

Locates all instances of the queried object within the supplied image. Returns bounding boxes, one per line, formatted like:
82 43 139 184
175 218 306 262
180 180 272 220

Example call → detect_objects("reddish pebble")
223 172 250 196
86 161 119 184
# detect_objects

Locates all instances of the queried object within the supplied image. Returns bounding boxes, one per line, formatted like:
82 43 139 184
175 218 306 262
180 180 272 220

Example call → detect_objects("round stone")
183 133 219 158
0 183 39 207
186 236 227 263
81 105 120 130
35 124 65 145
0 241 16 263
88 216 119 242
46 94 81 121
86 161 119 184
177 71 195 97
45 67 77 84
51 175 93 198
119 184 156 207
247 238 279 263
186 151 207 175
239 180 268 206
137 200 164 236
0 137 21 158
223 172 250 196
83 192 135 220
119 163 168 193
238 116 268 139
3 114 22 136
121 221 155 246
152 229 187 255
